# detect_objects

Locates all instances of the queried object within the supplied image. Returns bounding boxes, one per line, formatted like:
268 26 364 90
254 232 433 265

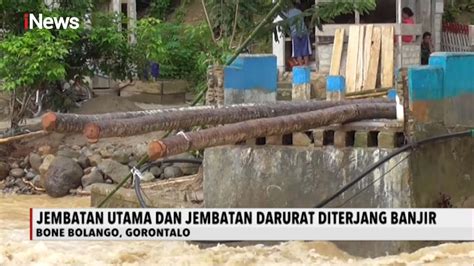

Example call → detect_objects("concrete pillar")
206 65 224 106
224 54 277 105
433 0 444 51
128 0 137 44
111 0 121 13
292 66 311 100
326 75 345 101
272 0 286 75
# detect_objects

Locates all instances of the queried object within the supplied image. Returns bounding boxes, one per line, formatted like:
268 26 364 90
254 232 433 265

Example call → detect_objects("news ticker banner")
30 208 474 241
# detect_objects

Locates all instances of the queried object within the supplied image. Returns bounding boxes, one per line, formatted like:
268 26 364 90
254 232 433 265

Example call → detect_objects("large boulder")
98 159 130 183
44 156 83 197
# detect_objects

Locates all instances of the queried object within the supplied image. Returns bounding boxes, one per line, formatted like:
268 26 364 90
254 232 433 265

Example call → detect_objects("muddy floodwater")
0 195 473 265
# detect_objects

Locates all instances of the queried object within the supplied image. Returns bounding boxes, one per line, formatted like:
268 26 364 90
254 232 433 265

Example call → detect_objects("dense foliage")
0 0 133 127
0 0 376 128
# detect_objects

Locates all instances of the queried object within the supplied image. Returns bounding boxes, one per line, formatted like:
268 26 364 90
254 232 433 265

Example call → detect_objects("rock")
88 154 102 167
140 172 155 182
4 176 15 188
128 160 138 168
32 175 43 188
57 148 80 159
20 157 29 168
105 179 113 184
83 185 93 193
39 155 56 176
71 145 81 150
80 147 93 157
99 148 113 158
150 166 163 178
131 143 148 159
170 153 200 175
112 148 132 164
10 162 19 169
76 155 90 169
44 156 83 197
9 168 25 178
81 168 104 187
38 145 53 156
29 153 42 171
25 171 36 181
83 167 93 175
163 166 183 179
0 162 10 181
98 159 130 183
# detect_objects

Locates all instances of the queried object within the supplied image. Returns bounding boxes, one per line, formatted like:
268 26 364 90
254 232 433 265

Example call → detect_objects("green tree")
0 0 133 128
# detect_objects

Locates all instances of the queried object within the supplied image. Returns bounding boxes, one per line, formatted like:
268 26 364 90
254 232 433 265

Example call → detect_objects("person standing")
421 32 434 65
285 4 312 66
401 7 415 43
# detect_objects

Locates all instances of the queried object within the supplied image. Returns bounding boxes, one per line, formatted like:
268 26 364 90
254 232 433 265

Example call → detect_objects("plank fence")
441 22 473 52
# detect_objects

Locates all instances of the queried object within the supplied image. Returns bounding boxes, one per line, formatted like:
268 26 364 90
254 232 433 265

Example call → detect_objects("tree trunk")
82 99 389 141
41 105 220 133
148 102 396 160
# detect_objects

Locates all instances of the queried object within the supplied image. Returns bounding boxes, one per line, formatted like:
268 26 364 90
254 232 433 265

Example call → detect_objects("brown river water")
0 195 473 265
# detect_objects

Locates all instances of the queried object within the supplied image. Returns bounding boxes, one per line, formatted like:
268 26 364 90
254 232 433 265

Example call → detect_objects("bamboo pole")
0 130 48 144
148 103 396 160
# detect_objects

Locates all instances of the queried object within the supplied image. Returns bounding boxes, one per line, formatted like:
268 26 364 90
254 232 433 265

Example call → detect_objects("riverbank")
1 195 473 265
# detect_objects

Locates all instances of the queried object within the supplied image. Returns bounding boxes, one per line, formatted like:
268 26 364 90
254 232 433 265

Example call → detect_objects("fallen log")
148 102 396 160
41 105 218 133
82 99 390 141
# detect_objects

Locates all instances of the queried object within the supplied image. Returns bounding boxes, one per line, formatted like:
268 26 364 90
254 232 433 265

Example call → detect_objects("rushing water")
0 195 473 265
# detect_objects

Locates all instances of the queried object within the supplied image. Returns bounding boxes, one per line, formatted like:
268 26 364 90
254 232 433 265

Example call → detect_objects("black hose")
314 130 472 208
134 158 203 208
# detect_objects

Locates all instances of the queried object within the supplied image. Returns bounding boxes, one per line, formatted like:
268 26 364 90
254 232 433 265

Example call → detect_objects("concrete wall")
407 52 474 208
408 52 474 127
204 146 411 209
224 54 277 104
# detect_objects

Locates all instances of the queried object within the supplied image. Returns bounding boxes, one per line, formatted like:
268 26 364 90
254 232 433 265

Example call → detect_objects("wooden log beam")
82 99 390 142
148 103 396 160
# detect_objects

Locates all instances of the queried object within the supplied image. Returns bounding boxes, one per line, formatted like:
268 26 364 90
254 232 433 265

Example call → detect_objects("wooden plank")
364 27 381 91
356 25 365 91
362 25 373 90
329 28 345 75
381 26 394 88
345 25 361 93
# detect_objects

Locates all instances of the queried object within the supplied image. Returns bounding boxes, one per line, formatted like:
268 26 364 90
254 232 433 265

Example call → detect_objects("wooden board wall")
381 26 395 88
345 25 361 93
363 27 382 91
329 28 345 76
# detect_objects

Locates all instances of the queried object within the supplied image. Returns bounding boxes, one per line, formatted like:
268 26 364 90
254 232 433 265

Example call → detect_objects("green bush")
133 18 222 87
149 0 172 20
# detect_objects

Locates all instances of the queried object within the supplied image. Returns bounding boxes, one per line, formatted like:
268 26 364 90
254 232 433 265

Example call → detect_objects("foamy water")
0 195 473 265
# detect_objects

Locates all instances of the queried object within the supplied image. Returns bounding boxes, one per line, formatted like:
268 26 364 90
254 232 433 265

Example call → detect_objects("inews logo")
23 13 80 30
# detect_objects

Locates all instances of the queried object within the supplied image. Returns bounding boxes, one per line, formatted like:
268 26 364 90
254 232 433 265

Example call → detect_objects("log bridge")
41 100 397 152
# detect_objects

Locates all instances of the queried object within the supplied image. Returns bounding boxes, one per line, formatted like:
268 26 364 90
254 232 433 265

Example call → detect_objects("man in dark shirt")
421 32 434 65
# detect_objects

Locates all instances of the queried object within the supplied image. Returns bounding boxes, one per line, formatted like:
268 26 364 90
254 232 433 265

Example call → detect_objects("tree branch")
229 0 240 49
201 0 217 44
